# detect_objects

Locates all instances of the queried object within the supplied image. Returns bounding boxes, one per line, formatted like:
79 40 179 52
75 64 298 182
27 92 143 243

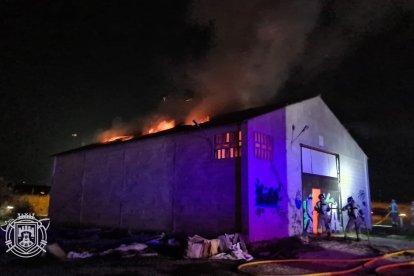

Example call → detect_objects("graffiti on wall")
289 189 303 235
358 189 367 207
253 164 288 221
358 189 368 218
255 178 283 207
270 164 289 220
295 190 302 209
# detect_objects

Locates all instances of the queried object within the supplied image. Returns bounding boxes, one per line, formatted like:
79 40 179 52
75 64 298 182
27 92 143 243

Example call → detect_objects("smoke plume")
96 0 323 141
182 0 322 120
96 0 414 142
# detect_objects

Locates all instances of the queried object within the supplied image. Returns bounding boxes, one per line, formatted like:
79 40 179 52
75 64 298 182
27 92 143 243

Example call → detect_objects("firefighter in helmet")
314 193 331 237
342 196 364 241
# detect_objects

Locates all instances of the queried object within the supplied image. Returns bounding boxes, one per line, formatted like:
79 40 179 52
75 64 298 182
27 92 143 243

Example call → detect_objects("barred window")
254 132 274 160
214 130 242 159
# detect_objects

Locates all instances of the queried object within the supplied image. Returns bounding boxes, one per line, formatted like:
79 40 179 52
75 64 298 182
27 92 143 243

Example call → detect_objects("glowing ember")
144 120 175 134
102 135 134 143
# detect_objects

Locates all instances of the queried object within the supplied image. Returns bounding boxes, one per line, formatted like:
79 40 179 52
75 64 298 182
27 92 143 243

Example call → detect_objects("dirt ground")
1 226 414 275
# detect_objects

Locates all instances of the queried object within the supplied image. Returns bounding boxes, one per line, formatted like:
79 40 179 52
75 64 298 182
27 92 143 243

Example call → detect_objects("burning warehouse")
49 96 371 242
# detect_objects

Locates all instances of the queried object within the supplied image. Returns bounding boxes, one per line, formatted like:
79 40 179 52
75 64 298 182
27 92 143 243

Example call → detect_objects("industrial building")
49 96 371 242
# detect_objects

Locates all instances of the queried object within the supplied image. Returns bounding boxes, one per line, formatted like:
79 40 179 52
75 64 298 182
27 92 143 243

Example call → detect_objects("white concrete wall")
245 109 290 242
285 96 371 232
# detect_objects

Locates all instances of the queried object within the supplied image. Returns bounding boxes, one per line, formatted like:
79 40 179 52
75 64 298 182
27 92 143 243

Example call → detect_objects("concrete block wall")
173 125 242 236
49 152 85 225
121 138 175 231
245 109 289 242
81 146 125 227
49 123 242 236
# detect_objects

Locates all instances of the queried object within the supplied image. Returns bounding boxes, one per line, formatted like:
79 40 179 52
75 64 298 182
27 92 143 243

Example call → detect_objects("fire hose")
238 249 414 275
374 211 391 225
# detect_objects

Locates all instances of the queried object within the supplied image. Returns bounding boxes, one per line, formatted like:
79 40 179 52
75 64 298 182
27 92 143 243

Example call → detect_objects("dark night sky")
0 0 413 202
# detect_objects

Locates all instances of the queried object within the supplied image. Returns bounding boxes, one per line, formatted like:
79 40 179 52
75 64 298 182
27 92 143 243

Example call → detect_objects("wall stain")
256 207 265 217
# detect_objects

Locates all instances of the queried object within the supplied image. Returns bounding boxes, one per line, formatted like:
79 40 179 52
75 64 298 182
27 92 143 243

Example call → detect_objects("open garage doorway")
301 145 342 234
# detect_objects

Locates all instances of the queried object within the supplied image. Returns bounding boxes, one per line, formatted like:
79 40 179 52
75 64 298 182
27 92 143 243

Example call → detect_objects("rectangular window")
254 131 274 160
214 130 242 159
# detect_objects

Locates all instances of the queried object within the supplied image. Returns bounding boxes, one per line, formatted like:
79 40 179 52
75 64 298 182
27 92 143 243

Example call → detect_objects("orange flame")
185 113 210 125
100 134 134 144
144 119 175 135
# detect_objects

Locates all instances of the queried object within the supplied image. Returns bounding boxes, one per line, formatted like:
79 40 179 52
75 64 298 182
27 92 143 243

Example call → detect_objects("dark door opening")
302 174 342 234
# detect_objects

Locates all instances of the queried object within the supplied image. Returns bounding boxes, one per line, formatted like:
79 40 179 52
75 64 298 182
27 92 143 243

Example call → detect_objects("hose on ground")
238 249 414 275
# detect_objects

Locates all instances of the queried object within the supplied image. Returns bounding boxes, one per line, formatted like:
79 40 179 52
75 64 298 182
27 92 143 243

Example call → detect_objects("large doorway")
301 145 341 234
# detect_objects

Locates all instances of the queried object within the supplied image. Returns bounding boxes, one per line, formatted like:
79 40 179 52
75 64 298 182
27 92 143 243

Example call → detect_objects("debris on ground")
186 233 253 261
66 251 94 259
114 243 148 252
2 224 414 275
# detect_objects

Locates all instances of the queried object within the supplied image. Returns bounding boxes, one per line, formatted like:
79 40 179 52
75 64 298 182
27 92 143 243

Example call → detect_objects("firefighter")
389 199 399 227
314 193 331 237
342 196 364 241
329 195 341 233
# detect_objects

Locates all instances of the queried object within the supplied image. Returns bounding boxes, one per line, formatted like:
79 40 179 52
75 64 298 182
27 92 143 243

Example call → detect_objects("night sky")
1 0 413 202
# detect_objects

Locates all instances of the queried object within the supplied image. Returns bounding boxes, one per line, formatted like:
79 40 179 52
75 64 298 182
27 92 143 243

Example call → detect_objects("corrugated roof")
53 96 317 156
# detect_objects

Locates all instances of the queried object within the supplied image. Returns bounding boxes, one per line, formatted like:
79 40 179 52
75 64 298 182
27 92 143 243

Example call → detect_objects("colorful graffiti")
255 178 283 207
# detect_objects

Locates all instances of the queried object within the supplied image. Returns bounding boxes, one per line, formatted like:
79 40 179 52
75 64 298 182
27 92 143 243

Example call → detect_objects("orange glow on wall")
214 131 242 159
312 188 320 234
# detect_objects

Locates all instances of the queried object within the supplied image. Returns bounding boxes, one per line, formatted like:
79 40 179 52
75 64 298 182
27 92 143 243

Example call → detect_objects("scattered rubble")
2 225 414 275
186 233 253 261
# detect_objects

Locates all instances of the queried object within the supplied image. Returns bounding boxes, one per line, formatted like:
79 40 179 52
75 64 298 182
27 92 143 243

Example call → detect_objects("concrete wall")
49 123 242 236
285 96 371 232
173 124 242 235
245 109 289 242
49 152 85 224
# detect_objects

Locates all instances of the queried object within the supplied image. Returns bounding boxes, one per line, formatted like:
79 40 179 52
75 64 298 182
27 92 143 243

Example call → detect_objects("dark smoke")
98 0 414 140
183 0 321 119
